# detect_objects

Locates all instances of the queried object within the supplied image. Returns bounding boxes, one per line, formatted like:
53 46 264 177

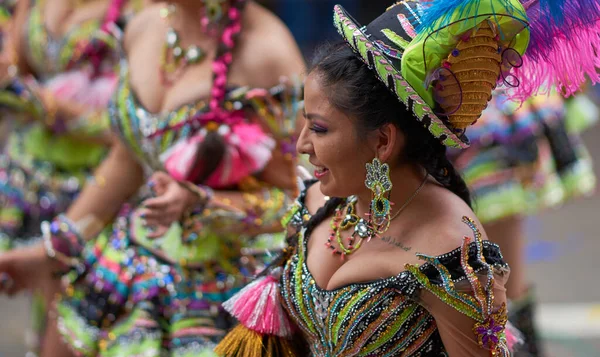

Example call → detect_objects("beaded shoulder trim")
281 179 317 228
403 216 509 356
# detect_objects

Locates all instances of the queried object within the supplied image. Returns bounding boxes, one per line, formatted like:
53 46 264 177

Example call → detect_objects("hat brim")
333 5 470 149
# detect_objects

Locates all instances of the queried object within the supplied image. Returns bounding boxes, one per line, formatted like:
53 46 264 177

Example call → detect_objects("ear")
375 123 403 163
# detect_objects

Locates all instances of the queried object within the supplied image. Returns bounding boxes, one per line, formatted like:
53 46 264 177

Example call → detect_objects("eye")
309 124 328 134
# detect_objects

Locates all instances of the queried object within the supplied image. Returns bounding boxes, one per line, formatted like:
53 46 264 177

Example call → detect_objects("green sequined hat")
333 0 531 148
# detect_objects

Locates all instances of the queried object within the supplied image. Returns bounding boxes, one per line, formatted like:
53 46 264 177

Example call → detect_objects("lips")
314 166 329 179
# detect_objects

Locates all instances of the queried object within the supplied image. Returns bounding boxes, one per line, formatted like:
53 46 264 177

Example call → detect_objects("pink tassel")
222 274 295 337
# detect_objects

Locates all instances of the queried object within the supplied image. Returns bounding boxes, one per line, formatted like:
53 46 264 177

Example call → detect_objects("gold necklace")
389 174 428 221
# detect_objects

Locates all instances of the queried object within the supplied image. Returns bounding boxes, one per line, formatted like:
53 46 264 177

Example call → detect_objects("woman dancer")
0 0 134 355
0 0 305 355
214 0 600 356
452 90 598 356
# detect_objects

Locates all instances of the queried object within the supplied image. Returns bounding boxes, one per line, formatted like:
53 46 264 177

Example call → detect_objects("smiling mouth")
314 166 329 179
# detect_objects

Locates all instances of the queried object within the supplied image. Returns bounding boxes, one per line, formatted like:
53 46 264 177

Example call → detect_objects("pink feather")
509 19 600 101
506 0 600 100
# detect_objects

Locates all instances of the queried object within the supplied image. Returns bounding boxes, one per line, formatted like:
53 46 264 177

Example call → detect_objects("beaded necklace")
326 174 428 259
159 4 206 85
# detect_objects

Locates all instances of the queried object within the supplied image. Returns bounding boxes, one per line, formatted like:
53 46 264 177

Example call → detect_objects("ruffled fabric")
55 204 262 357
161 122 275 188
450 91 597 223
45 69 118 109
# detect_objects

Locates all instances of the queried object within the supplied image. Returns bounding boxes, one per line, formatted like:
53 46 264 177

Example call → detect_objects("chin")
318 179 350 199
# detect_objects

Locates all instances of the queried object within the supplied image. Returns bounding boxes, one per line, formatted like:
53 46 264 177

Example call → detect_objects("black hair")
303 42 471 238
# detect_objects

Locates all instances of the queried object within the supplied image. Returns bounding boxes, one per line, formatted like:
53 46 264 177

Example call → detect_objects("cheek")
316 135 368 196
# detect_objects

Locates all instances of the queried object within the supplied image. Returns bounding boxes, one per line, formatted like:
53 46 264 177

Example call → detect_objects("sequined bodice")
109 61 300 172
108 62 212 171
25 0 115 77
280 188 509 356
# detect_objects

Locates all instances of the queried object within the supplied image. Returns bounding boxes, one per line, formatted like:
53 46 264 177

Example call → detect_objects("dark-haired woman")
215 1 600 356
0 0 141 355
0 0 305 355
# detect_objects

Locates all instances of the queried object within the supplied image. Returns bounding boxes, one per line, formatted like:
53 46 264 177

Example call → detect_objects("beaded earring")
365 158 393 233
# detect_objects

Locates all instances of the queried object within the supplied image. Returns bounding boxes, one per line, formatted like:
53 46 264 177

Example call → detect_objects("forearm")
42 140 144 273
64 140 144 237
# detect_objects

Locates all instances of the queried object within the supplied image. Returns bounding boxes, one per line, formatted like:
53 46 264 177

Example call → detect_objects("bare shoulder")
403 184 488 258
235 2 305 86
123 4 163 53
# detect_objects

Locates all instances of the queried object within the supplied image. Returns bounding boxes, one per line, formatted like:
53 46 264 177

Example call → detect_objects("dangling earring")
201 0 226 34
365 158 393 234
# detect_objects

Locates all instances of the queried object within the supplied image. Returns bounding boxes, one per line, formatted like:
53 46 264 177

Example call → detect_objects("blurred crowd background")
2 0 600 356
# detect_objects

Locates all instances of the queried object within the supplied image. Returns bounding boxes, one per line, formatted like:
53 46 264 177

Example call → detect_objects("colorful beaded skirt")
450 92 597 224
0 124 105 250
54 203 277 356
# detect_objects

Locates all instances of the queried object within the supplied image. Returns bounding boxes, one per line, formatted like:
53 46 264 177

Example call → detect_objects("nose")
296 122 313 157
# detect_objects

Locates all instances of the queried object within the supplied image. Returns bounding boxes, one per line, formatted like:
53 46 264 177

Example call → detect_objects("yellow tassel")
214 325 302 357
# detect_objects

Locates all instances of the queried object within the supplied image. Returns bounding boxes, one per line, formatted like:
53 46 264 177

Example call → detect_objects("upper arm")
422 272 510 357
241 10 306 88
403 217 510 356
65 140 144 238
10 0 33 75
259 34 305 85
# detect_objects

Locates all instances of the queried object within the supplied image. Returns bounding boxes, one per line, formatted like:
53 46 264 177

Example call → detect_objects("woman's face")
297 72 376 197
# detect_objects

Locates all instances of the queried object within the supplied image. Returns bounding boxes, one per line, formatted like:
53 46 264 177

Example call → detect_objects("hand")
24 77 87 121
0 244 54 296
139 172 199 239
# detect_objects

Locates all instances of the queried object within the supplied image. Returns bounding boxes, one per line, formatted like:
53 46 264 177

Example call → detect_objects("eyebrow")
303 111 328 121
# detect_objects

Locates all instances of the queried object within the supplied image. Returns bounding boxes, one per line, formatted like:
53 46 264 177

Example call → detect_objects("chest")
41 0 104 37
126 35 217 115
305 216 417 292
26 0 107 74
281 250 440 357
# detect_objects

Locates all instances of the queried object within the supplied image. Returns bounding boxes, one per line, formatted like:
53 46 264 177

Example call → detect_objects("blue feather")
415 0 526 37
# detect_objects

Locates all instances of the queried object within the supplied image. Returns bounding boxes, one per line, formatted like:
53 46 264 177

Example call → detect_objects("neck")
354 162 426 219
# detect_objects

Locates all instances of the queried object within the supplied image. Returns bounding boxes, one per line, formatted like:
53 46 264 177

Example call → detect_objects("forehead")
304 73 330 109
304 72 351 122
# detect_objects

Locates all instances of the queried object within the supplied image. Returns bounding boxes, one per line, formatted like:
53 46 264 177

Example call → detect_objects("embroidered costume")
215 0 600 356
277 185 510 356
47 0 303 355
0 0 124 251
